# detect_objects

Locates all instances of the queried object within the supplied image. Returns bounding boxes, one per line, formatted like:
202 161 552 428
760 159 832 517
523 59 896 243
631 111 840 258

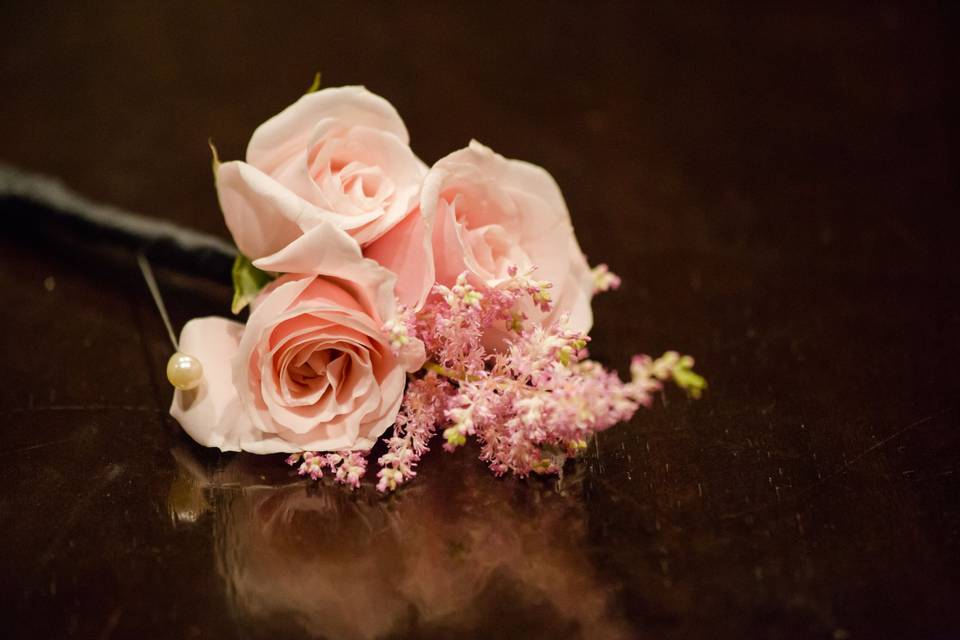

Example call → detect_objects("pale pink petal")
364 207 435 310
246 86 410 172
551 236 594 333
252 221 398 324
169 317 252 452
429 199 471 287
356 367 407 444
216 161 381 260
216 161 304 260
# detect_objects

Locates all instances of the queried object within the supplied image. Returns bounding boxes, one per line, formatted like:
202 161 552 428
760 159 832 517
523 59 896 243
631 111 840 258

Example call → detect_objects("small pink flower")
298 452 325 480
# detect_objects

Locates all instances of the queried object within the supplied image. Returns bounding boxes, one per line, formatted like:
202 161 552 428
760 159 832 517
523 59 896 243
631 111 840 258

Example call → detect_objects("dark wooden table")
1 3 957 638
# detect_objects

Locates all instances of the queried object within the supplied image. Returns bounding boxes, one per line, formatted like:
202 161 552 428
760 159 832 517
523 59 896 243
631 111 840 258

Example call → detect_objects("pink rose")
215 85 433 308
170 222 425 453
422 140 594 338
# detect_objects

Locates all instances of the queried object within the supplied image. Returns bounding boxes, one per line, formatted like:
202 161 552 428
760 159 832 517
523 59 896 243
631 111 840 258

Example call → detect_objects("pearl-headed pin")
137 252 204 391
166 352 204 390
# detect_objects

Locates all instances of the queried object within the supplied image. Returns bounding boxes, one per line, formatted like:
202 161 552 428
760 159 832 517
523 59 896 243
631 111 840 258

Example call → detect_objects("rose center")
309 149 395 214
447 196 531 279
287 349 332 388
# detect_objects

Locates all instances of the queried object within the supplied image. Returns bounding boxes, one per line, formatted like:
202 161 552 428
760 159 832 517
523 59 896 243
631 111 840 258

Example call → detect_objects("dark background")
1 2 957 639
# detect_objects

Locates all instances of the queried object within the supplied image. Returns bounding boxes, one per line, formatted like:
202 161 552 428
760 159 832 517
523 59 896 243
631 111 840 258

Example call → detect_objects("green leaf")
305 72 322 94
231 254 274 314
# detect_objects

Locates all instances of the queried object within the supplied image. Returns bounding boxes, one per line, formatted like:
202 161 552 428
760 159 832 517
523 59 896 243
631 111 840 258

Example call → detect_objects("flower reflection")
168 447 631 639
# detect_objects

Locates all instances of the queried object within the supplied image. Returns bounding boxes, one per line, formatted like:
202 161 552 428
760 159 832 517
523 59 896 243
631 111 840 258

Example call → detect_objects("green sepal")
231 254 275 314
305 72 322 94
208 139 221 178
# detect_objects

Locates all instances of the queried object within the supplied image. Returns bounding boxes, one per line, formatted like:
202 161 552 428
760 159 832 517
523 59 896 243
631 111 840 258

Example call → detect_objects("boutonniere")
156 79 705 492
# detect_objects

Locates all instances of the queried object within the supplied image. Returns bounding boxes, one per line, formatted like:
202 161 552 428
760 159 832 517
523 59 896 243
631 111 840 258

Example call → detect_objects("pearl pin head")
167 352 204 390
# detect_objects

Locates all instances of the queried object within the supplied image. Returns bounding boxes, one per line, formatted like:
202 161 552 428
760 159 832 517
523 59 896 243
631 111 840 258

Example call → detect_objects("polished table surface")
1 3 957 639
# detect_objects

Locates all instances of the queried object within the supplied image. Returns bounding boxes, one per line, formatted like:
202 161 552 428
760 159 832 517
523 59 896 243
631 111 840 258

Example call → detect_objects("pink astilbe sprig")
590 263 622 293
441 319 660 478
371 266 706 491
376 372 454 492
285 450 369 489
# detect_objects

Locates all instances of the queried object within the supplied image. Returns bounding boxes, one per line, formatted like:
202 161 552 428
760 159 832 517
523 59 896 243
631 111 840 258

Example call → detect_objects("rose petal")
246 86 411 172
216 161 381 260
252 221 398 324
364 206 435 310
169 317 251 452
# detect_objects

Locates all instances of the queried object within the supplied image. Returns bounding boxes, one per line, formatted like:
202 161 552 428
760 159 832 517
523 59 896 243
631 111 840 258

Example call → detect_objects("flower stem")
424 361 465 381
